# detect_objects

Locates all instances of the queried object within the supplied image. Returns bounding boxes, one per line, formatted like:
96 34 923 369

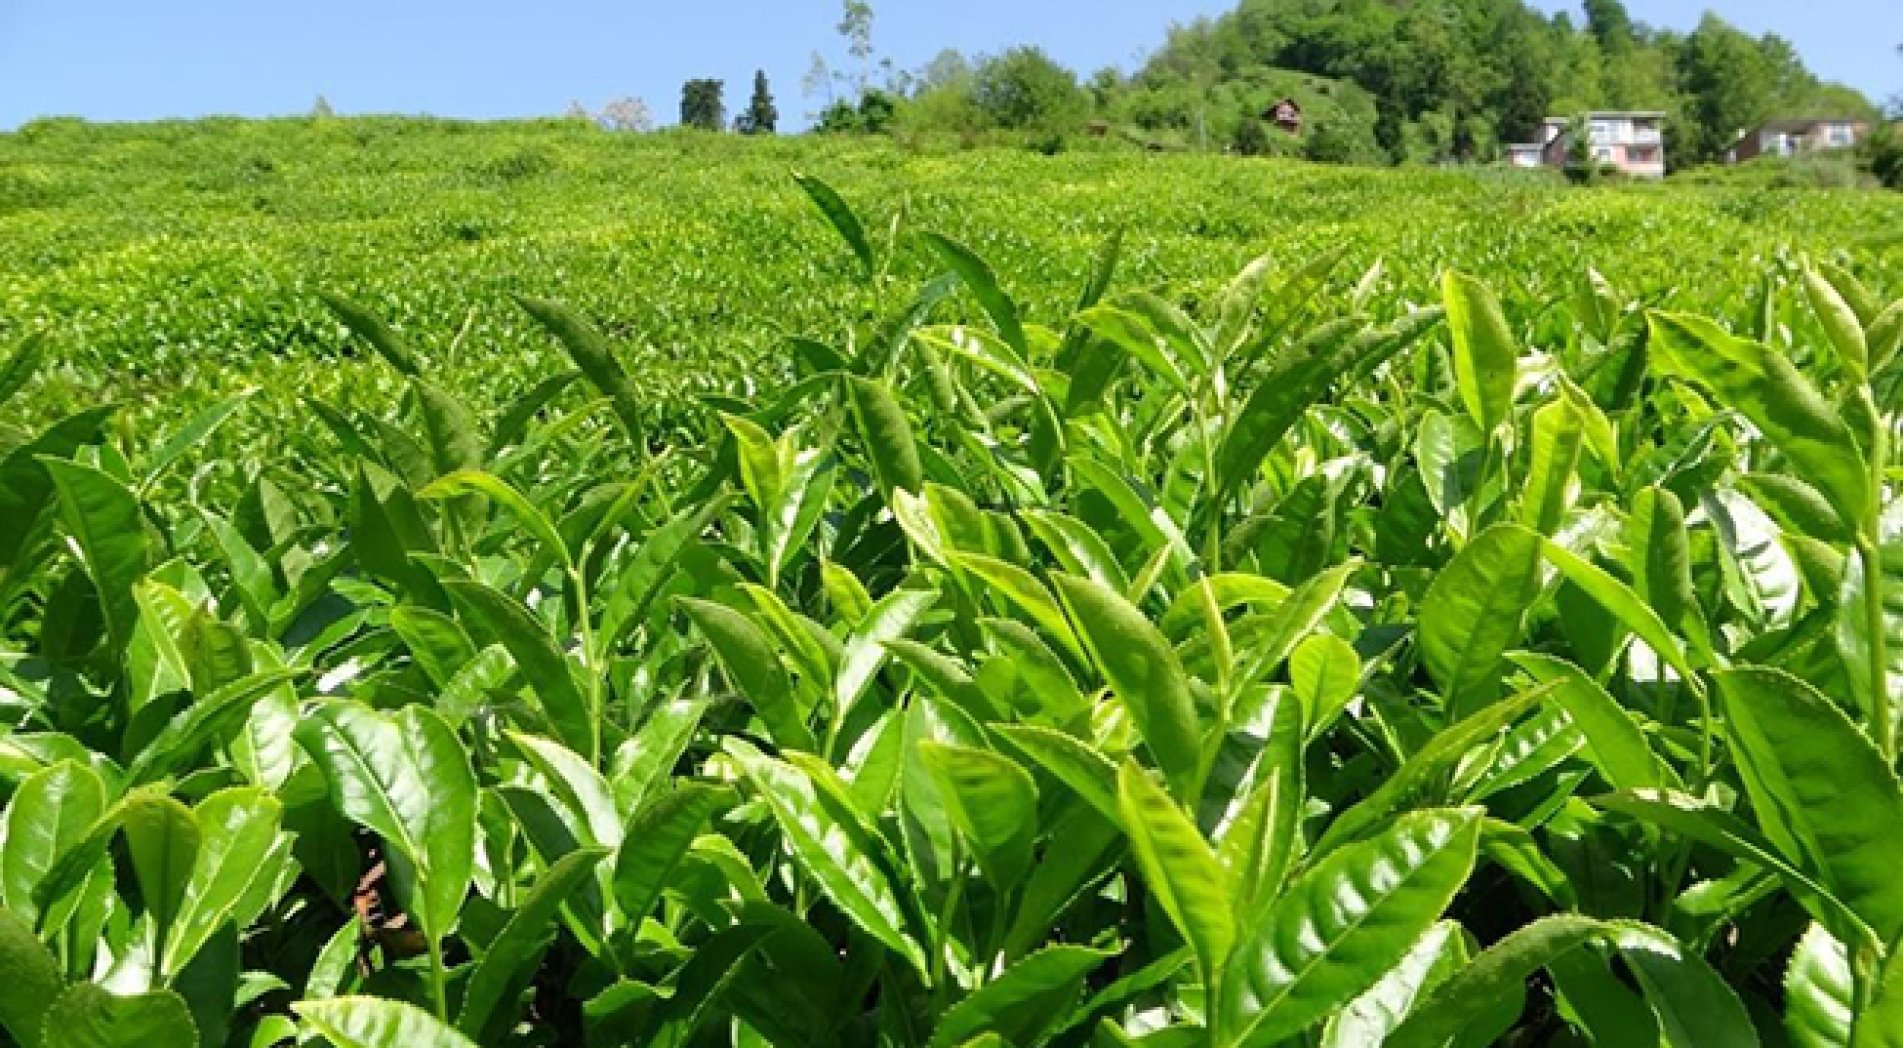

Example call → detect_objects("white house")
1505 111 1667 178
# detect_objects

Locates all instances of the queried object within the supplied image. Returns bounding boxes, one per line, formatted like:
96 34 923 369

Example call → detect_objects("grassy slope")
1 116 1898 444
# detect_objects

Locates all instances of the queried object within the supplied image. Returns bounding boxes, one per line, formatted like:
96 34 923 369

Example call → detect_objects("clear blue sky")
0 0 1895 131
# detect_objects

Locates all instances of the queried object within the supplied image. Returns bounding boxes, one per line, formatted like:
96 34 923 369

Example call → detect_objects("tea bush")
0 119 1902 1046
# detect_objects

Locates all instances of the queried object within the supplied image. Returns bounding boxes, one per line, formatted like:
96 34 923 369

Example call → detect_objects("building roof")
1543 111 1667 121
1750 116 1866 134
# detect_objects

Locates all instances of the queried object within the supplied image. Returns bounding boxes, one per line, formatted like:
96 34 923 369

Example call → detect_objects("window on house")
1590 120 1612 141
1594 147 1613 162
1826 124 1853 146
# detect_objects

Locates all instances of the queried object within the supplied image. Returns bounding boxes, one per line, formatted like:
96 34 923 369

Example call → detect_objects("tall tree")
1677 14 1772 161
971 47 1089 132
803 52 835 117
1583 0 1635 52
837 1 875 96
680 79 726 131
736 71 779 135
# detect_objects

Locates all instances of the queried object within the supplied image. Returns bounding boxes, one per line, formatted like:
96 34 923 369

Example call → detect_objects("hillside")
1113 0 1880 165
2 116 1897 452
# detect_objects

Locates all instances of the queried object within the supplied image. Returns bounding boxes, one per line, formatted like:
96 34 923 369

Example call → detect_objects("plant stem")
426 935 450 1021
1860 535 1893 762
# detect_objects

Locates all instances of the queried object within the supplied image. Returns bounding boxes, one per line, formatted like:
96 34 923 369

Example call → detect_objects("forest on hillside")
800 0 1890 172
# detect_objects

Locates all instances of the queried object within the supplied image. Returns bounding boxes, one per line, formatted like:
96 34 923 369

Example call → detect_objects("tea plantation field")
1 116 1896 438
3 116 1903 1047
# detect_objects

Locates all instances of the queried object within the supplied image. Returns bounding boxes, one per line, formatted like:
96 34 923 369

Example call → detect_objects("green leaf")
389 606 476 690
1419 524 1541 711
508 732 620 847
1521 397 1583 535
1626 486 1708 655
42 457 150 658
320 292 423 377
119 793 199 978
1391 916 1607 1046
1510 653 1668 790
3 759 107 925
1316 683 1546 855
0 330 49 412
1214 692 1305 922
1804 267 1868 376
165 788 285 982
792 172 874 279
294 995 477 1048
1440 270 1518 433
0 909 61 1048
1594 788 1873 948
918 232 1027 356
612 783 733 924
930 944 1117 1048
1609 921 1758 1047
947 552 1081 663
1854 948 1903 1047
835 585 937 724
609 697 707 818
1546 537 1698 685
444 577 597 762
1289 633 1359 731
679 596 815 752
296 702 477 941
845 376 923 500
1118 761 1234 987
993 723 1119 822
42 985 197 1048
124 669 304 786
514 295 643 440
1321 921 1469 1048
723 738 928 976
1215 316 1365 497
420 470 570 571
919 741 1037 889
1055 574 1203 799
1647 310 1868 530
139 392 254 494
1836 505 1903 731
1219 807 1481 1048
1075 304 1192 398
458 846 609 1043
1784 923 1852 1048
1717 666 1903 946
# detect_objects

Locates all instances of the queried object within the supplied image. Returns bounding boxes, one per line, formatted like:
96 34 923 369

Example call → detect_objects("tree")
837 1 875 96
971 47 1088 132
814 89 897 134
917 49 972 94
1583 0 1635 52
1677 15 1773 161
599 97 654 132
680 79 726 131
736 71 778 135
311 95 334 119
1233 113 1271 156
803 52 836 116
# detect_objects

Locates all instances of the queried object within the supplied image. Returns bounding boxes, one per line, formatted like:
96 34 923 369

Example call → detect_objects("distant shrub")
481 146 558 182
1674 154 1871 189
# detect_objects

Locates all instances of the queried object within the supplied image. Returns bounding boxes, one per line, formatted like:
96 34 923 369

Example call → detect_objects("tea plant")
1 158 1902 1047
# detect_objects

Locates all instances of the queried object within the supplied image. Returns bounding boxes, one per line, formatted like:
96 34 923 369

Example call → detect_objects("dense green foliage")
827 0 1881 168
2 117 1896 456
1117 0 1879 165
2 118 1903 1046
680 81 727 133
735 72 779 137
